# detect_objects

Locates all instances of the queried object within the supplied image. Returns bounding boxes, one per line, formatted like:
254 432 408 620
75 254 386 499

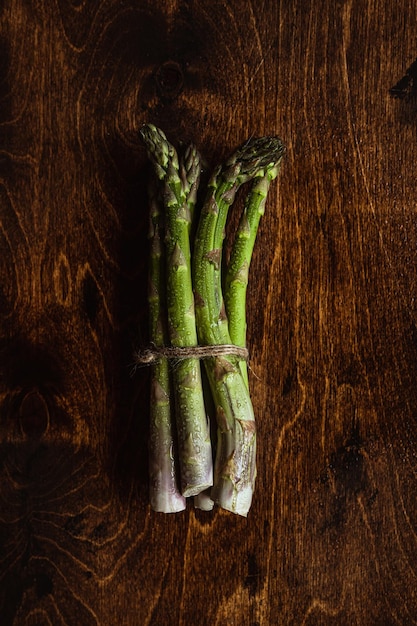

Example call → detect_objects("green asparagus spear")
225 148 285 385
147 176 186 513
141 124 213 498
192 136 285 516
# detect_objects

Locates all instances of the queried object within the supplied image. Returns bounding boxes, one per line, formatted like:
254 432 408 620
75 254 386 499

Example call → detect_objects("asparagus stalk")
141 124 213 498
225 149 285 386
192 137 285 516
147 176 186 512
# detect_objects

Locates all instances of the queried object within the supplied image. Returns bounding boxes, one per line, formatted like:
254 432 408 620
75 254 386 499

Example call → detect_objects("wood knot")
19 390 49 438
154 61 184 100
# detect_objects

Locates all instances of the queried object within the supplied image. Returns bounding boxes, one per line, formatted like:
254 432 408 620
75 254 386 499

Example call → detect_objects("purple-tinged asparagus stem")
147 175 186 513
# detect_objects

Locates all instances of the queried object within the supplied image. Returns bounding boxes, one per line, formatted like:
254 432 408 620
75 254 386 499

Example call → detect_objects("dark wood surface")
1 1 417 624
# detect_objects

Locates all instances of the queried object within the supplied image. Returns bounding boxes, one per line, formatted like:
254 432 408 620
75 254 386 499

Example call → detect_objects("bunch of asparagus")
140 124 285 516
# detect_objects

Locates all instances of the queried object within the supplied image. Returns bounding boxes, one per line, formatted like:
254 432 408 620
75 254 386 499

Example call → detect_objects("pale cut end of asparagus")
150 480 186 513
150 482 187 513
194 490 215 511
213 481 254 517
210 410 257 517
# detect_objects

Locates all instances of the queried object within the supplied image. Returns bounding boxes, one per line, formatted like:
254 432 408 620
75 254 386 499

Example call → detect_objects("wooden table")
1 1 417 624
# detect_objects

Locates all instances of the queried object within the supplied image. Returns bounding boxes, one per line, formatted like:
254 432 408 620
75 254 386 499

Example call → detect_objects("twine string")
136 343 249 365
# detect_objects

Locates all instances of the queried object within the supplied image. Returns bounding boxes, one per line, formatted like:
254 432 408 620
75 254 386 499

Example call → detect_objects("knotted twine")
135 343 248 365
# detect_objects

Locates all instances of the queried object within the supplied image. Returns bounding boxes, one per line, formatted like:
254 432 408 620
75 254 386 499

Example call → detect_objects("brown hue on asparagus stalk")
147 176 186 512
192 137 285 516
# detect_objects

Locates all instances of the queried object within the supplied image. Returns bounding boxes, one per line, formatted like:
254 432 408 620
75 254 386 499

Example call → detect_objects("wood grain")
1 0 417 624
